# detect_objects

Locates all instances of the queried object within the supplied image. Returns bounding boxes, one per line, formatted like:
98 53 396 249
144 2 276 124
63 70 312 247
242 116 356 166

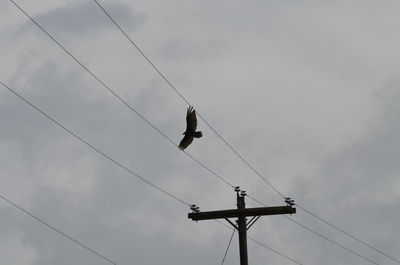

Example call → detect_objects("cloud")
289 75 400 263
0 221 36 265
22 1 146 38
306 74 400 203
1 1 400 265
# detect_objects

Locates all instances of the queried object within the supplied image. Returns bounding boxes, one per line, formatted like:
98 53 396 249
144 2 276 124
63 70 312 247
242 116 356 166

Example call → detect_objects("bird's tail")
194 131 203 138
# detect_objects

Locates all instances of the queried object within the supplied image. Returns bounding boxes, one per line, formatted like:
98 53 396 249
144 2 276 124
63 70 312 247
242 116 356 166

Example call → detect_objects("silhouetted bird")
179 106 202 150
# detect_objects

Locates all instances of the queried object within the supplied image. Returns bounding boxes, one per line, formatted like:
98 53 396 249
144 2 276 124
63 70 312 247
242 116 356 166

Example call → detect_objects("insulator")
285 197 294 206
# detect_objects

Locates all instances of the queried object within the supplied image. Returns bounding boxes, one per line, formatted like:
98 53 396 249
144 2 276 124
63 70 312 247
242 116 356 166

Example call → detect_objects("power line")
246 195 379 265
249 195 398 264
1 80 304 265
92 0 281 196
90 1 400 263
7 0 235 191
0 84 308 265
215 220 305 265
92 0 191 107
7 1 396 264
2 6 332 265
91 0 285 199
248 238 304 265
3 4 312 263
0 193 117 265
284 216 378 265
221 229 235 265
197 115 287 198
296 203 400 264
0 81 190 207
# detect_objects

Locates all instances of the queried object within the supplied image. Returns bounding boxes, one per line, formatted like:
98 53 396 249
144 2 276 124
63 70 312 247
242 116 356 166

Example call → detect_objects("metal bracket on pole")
225 218 238 230
246 216 260 231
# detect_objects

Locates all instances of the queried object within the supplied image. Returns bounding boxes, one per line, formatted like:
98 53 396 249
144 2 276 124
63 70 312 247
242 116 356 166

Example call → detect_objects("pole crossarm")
188 205 295 221
188 189 296 265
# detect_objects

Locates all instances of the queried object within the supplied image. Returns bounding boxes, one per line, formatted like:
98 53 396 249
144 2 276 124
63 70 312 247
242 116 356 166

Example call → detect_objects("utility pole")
188 187 296 265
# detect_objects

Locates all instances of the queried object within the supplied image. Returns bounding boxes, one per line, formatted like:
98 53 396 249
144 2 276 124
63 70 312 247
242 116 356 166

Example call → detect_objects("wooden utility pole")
188 187 296 265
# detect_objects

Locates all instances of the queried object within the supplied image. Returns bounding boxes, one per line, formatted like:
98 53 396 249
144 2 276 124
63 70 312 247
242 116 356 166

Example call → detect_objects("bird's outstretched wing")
179 134 194 150
186 106 197 133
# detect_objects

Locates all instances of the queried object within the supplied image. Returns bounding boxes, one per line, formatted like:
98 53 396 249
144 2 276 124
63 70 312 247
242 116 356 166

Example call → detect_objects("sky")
1 0 400 264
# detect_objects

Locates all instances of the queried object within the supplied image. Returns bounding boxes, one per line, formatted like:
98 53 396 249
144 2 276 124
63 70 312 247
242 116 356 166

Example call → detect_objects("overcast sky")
1 1 400 264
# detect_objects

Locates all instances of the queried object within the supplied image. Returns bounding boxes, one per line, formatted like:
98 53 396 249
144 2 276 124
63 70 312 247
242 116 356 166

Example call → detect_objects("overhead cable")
0 193 117 265
296 203 400 264
1 80 304 265
246 195 379 265
8 0 235 191
0 80 190 207
90 1 400 263
215 220 305 265
221 229 235 265
92 0 285 199
8 1 397 264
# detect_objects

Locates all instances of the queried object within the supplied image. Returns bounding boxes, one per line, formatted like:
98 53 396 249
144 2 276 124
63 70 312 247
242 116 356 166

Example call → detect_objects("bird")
179 106 202 150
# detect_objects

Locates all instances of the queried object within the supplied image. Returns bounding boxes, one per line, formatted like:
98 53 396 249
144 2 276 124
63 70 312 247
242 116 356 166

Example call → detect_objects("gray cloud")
22 1 146 38
1 1 400 265
288 75 400 264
